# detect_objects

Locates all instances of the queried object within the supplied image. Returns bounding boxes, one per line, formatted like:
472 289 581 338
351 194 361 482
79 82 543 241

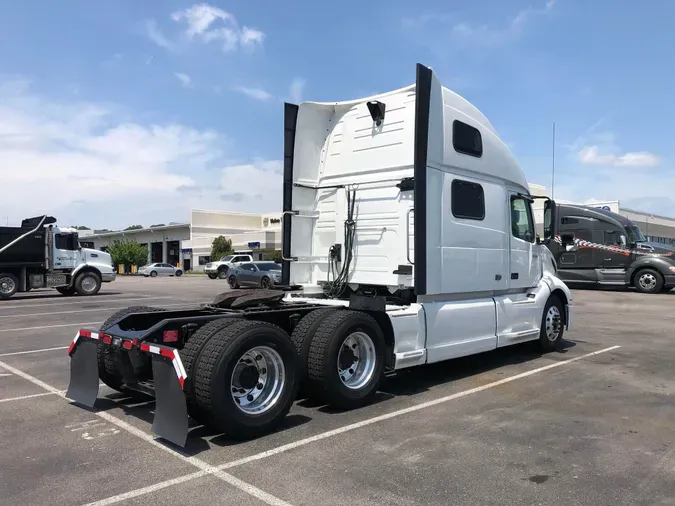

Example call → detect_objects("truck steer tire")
207 273 218 280
537 295 565 353
290 308 338 397
306 310 385 410
97 306 167 392
74 271 101 296
181 318 243 423
193 320 299 439
634 268 664 294
0 273 19 299
56 286 76 296
217 267 228 279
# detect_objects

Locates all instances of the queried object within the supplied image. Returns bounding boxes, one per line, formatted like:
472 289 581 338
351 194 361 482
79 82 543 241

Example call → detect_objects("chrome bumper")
101 271 117 282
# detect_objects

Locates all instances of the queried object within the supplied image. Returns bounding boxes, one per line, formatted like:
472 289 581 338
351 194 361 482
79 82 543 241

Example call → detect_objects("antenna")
551 122 556 200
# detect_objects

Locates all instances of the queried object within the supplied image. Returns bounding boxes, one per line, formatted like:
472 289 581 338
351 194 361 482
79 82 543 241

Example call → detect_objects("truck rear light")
122 340 133 350
101 334 112 345
163 330 179 343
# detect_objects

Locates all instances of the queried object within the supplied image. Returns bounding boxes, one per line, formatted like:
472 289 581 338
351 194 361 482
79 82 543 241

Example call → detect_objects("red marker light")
163 330 179 343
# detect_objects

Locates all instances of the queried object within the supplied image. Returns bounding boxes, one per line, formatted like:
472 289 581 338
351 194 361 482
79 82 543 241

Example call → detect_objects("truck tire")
97 306 167 391
207 273 218 280
0 273 19 299
193 320 299 439
56 286 76 296
306 310 385 410
217 266 229 279
290 308 338 396
633 268 664 294
74 271 101 296
180 318 242 422
537 295 565 352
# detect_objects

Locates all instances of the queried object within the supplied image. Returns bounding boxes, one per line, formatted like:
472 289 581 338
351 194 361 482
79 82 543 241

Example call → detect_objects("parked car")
204 254 253 279
138 262 183 278
228 261 281 289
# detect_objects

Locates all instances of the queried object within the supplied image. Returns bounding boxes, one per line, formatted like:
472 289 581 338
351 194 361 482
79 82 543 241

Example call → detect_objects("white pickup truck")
203 254 253 279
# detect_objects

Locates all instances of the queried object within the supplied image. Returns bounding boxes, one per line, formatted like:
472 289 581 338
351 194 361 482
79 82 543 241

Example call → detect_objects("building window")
451 179 485 220
510 196 535 242
452 120 483 158
198 255 211 265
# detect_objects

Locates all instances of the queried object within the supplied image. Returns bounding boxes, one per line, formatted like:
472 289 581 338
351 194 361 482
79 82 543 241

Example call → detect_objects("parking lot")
1 276 674 506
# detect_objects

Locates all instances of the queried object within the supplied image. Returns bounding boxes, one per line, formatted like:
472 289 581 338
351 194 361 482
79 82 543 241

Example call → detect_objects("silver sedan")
138 262 184 277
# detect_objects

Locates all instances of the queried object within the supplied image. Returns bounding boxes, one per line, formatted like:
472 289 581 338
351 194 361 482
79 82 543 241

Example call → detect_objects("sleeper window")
510 197 535 243
451 179 485 220
452 121 483 158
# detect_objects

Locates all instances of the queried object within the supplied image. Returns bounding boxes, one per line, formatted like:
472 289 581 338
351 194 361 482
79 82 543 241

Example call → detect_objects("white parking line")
0 321 104 333
73 345 621 505
0 391 55 403
0 298 175 319
0 359 294 506
0 295 157 310
0 346 69 357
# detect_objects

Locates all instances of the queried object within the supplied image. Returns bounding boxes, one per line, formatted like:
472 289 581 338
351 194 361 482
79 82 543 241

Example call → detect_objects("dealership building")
83 183 675 271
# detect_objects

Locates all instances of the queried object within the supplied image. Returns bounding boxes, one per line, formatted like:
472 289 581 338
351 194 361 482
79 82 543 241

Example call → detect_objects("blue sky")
0 0 673 228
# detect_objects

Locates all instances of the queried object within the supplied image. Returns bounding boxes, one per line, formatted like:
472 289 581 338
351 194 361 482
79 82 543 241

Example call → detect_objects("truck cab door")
53 233 79 270
508 194 538 289
598 228 630 284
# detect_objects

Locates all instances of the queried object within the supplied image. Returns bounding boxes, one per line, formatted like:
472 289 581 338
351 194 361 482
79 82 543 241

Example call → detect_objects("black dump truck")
0 215 116 299
545 203 675 293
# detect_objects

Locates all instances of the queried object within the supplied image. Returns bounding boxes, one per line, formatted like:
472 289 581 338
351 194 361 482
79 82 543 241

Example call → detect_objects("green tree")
124 224 144 231
261 248 282 263
107 239 148 272
150 223 165 227
211 235 233 260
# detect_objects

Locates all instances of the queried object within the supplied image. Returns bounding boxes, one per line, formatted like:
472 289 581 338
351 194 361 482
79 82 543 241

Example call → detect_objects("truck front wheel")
306 310 385 410
0 273 18 299
74 272 101 296
633 268 664 294
537 295 565 352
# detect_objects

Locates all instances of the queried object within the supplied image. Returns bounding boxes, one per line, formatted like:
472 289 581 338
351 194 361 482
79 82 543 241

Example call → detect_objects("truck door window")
604 230 626 247
510 197 535 243
54 234 68 250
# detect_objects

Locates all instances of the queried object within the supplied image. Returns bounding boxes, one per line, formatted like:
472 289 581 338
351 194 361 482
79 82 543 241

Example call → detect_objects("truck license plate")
46 274 67 286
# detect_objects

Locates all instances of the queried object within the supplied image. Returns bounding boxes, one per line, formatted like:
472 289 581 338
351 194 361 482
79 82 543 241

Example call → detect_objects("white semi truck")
66 64 573 447
0 215 116 299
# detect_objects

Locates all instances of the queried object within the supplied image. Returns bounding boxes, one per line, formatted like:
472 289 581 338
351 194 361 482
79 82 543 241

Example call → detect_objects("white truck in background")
67 63 573 447
203 253 253 279
0 215 116 299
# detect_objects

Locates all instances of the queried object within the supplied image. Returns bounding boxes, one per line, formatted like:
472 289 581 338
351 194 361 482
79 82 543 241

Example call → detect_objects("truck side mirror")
542 199 556 243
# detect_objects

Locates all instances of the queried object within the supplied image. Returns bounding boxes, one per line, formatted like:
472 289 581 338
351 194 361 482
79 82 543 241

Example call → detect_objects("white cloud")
166 3 265 53
174 72 192 88
0 79 282 228
289 77 305 103
578 146 661 167
144 19 176 52
234 86 272 101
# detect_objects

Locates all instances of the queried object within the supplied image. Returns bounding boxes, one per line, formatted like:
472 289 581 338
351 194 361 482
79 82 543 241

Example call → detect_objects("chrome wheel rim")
639 273 657 291
0 276 15 295
261 278 270 289
230 346 285 415
80 276 97 293
337 332 376 390
545 305 562 342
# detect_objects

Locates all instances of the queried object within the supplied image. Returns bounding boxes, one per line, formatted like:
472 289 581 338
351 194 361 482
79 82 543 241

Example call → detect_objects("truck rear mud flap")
66 330 189 447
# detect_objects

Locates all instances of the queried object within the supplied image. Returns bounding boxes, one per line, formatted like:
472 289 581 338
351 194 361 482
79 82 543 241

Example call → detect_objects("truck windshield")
625 225 646 244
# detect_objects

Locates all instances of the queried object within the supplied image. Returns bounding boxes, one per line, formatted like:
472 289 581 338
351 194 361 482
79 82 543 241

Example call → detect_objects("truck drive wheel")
74 271 101 296
634 268 664 294
537 295 565 352
306 310 385 410
180 318 243 423
97 306 167 392
0 273 19 299
290 308 338 397
193 320 299 439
